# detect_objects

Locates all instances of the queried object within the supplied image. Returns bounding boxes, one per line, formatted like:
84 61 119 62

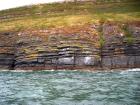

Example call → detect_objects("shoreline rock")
0 23 140 70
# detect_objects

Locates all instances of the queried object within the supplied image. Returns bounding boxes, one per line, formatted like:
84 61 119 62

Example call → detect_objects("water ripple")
0 69 140 105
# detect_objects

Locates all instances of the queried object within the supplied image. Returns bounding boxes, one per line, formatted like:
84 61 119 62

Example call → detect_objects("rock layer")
102 23 140 69
0 24 140 70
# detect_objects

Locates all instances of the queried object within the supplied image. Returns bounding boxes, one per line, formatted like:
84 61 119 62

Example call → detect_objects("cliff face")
0 23 140 70
0 32 16 69
102 23 140 69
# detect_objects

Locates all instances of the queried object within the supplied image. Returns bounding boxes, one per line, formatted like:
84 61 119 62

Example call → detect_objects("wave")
127 68 140 72
0 68 140 73
11 70 33 72
0 69 10 72
120 68 140 74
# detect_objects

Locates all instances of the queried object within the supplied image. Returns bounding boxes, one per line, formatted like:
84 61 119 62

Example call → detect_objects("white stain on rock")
84 57 92 65
58 57 74 65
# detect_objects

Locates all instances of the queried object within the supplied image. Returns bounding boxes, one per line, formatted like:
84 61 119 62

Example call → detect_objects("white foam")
42 69 55 72
127 68 140 72
120 68 140 74
10 70 33 72
0 69 10 72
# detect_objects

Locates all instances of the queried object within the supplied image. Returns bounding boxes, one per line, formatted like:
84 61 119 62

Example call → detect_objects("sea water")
0 69 140 105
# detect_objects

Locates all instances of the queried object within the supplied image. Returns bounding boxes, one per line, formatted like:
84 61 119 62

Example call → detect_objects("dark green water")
0 69 140 105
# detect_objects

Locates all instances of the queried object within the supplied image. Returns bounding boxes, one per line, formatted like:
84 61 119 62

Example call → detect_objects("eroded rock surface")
102 23 140 69
0 24 140 70
0 32 16 69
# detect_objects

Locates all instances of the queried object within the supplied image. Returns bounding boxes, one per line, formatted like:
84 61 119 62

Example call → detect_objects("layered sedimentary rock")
102 23 140 69
14 26 100 70
0 23 140 70
0 32 16 69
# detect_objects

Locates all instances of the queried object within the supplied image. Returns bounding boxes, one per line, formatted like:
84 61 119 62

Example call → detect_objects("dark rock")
0 24 140 70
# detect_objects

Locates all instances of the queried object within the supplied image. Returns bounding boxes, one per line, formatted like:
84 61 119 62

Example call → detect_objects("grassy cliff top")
0 0 140 31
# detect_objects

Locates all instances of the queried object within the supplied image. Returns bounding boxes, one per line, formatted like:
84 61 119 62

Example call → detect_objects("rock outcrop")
102 23 140 69
0 23 140 70
0 32 16 70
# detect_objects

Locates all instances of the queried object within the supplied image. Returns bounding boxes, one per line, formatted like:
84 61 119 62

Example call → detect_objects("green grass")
0 0 140 31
